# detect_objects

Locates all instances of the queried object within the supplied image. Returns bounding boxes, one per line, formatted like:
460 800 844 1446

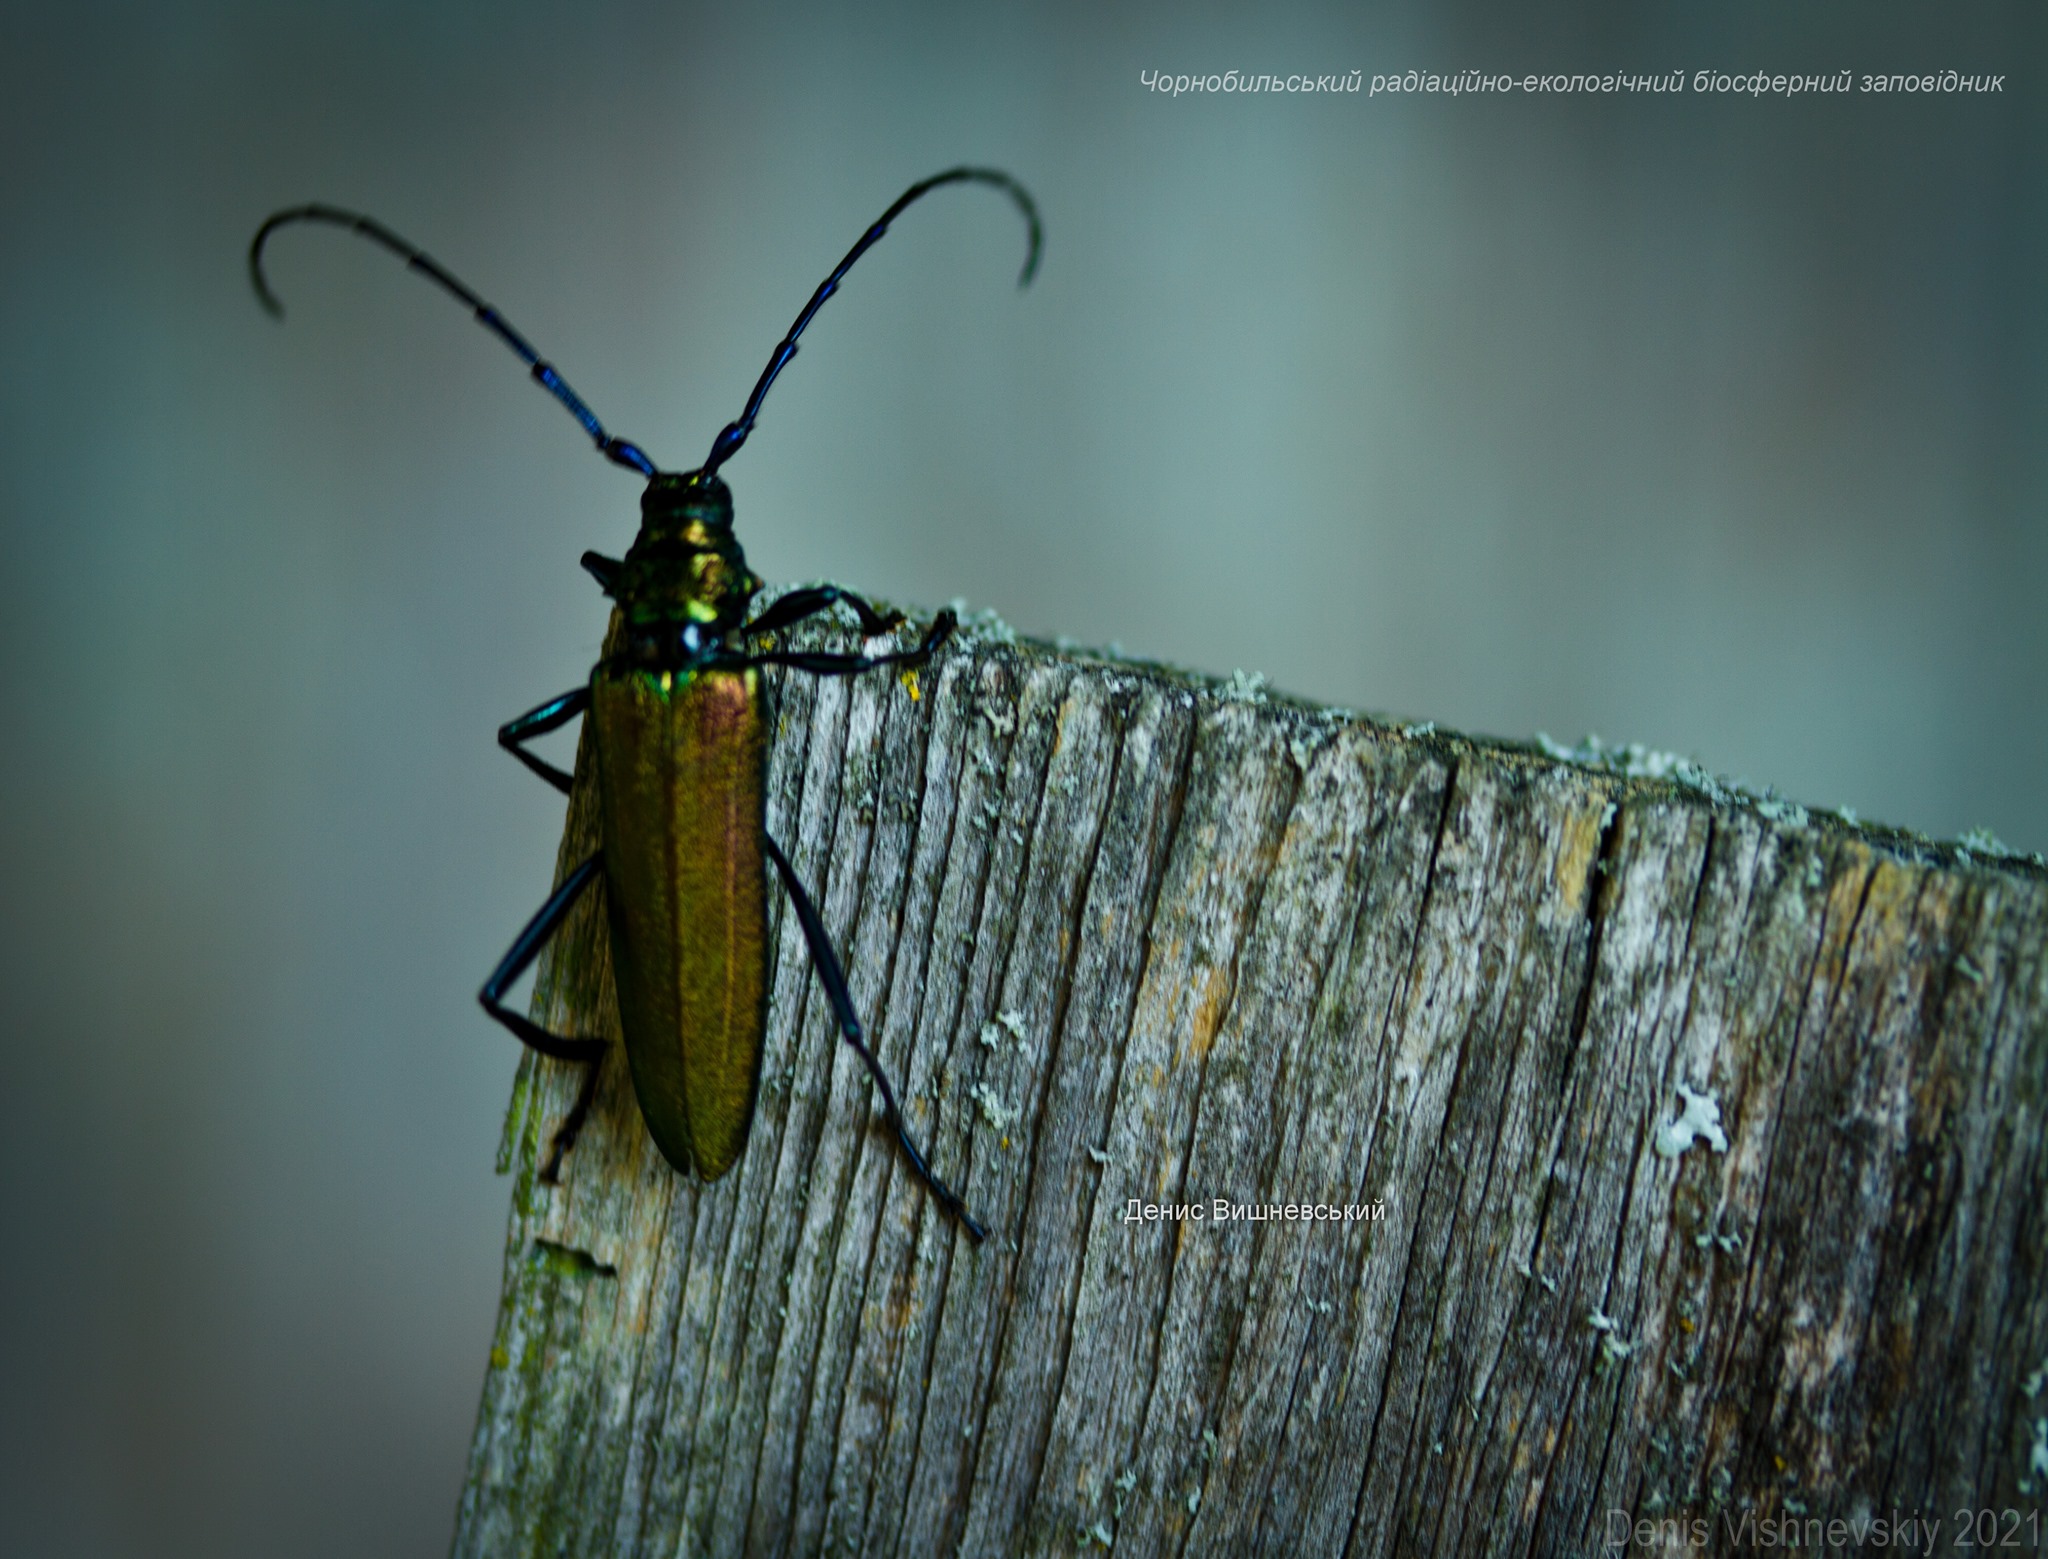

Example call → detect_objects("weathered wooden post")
452 623 2048 1558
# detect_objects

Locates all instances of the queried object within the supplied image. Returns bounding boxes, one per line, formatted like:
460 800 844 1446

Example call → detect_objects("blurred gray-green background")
1 2 2040 1554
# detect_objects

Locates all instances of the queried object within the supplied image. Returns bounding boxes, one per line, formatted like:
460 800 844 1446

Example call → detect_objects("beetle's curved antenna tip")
993 173 1043 289
248 222 288 319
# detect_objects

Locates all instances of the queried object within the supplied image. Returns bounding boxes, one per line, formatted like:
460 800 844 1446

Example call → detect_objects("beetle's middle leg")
497 685 590 795
480 852 608 1182
762 832 987 1242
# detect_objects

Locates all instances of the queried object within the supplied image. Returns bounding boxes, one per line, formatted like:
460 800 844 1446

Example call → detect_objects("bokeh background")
1 2 2041 1554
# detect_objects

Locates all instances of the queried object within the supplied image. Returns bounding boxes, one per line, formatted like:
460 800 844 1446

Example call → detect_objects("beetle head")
586 472 761 670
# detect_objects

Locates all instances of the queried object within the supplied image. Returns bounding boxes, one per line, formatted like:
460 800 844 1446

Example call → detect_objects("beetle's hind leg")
763 832 987 1242
497 686 590 795
738 605 956 678
479 852 608 1181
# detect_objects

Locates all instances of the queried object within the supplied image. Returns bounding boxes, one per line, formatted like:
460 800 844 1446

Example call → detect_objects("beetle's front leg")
736 606 956 679
741 583 905 640
763 831 987 1242
497 685 590 795
479 852 608 1181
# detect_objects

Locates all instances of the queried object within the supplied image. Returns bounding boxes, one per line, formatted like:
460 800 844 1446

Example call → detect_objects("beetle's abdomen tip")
692 1143 744 1182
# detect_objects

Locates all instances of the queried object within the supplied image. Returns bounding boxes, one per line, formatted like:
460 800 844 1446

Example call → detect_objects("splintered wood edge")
454 623 2048 1559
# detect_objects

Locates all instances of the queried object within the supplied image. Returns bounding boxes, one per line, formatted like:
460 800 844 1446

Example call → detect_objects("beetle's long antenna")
249 204 660 478
699 167 1040 479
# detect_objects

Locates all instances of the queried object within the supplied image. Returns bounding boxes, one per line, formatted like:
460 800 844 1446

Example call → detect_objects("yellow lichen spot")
1679 1316 1695 1333
900 669 922 701
1553 800 1609 905
1187 967 1231 1058
660 671 672 695
1001 1135 1011 1151
490 1346 510 1370
1851 858 1914 964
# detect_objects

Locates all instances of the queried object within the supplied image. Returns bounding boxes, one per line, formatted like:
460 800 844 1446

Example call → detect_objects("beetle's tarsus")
539 1057 604 1183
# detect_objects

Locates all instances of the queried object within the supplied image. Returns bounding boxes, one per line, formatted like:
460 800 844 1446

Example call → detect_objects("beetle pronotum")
251 168 1041 1241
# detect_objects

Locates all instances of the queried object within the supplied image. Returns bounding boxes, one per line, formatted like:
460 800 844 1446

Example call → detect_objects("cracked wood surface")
452 624 2048 1558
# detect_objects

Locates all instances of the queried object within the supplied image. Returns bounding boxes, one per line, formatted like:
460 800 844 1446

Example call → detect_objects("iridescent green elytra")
586 475 767 1178
250 169 1040 1240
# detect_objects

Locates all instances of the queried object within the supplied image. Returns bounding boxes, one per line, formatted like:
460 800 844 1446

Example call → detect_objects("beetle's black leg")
480 852 608 1181
737 608 957 680
762 832 987 1242
497 686 590 795
741 584 905 640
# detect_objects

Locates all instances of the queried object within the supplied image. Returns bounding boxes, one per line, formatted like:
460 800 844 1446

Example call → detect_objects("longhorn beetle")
250 168 1042 1242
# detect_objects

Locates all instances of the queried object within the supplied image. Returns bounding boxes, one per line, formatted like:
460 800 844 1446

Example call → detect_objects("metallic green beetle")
250 169 1041 1241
